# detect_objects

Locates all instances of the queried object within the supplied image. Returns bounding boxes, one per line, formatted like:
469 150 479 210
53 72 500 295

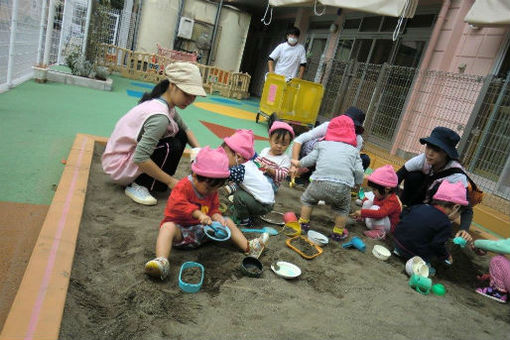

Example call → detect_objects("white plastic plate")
307 230 329 246
271 261 302 279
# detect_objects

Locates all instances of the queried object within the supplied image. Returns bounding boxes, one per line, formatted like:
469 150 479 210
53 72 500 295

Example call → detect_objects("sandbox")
1 135 509 340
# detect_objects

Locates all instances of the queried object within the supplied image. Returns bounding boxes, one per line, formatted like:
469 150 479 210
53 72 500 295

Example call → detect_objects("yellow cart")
256 73 325 129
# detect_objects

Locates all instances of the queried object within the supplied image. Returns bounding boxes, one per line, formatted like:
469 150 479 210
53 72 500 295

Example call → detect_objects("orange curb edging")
0 134 189 340
0 134 94 340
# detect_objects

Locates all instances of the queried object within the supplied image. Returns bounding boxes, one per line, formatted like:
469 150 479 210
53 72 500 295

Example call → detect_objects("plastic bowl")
178 261 204 293
283 211 298 224
241 256 263 278
271 261 301 279
307 230 329 246
372 245 391 261
204 223 231 242
405 256 429 277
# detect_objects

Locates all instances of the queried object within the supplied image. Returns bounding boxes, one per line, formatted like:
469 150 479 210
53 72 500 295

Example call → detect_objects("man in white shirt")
268 27 307 81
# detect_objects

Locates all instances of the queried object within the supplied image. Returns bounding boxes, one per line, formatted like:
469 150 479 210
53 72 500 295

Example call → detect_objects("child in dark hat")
396 126 473 245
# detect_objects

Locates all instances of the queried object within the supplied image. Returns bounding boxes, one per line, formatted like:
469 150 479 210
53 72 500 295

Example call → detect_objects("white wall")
136 0 179 53
137 0 250 72
215 7 251 72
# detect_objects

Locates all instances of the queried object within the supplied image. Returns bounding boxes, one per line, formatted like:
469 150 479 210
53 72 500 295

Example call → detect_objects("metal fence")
319 59 510 214
1 0 134 92
0 0 44 91
50 2 123 65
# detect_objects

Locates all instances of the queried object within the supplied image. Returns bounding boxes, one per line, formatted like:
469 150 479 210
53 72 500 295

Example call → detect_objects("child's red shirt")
360 193 402 233
162 176 221 226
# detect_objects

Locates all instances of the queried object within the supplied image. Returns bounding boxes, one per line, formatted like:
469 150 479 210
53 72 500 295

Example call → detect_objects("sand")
59 145 510 340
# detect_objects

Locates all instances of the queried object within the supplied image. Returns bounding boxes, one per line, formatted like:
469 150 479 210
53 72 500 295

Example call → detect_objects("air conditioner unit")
177 17 194 40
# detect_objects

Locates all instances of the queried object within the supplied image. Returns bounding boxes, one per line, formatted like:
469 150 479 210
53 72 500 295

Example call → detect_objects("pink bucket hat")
368 165 398 188
324 115 357 147
433 180 468 206
269 121 295 138
191 146 230 178
223 129 255 160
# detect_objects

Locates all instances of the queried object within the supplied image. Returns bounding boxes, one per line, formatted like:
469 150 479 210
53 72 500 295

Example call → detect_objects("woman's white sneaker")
125 183 157 205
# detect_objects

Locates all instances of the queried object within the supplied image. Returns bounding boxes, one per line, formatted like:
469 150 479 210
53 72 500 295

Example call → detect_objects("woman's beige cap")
165 62 206 97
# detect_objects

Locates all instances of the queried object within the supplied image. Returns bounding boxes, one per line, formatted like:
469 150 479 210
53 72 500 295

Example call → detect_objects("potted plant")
32 64 48 83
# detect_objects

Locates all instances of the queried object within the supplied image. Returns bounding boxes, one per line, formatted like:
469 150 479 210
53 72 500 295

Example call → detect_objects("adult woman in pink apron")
102 62 206 205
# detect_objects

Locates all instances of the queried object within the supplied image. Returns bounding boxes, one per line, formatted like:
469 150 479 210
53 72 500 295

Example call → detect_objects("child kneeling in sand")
351 165 402 240
221 129 275 226
393 180 468 271
145 146 267 280
291 115 364 241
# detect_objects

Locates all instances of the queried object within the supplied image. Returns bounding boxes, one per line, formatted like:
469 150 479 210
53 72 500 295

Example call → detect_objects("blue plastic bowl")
204 222 231 242
178 261 204 293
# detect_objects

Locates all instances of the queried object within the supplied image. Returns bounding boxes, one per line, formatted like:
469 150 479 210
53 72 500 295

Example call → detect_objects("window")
381 17 398 32
360 16 382 32
352 39 372 62
497 46 510 78
394 41 425 67
406 14 435 28
369 40 393 64
343 18 361 30
334 12 434 67
335 40 353 61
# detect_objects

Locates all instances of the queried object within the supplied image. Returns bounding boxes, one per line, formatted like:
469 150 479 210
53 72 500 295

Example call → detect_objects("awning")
268 0 418 18
465 0 510 26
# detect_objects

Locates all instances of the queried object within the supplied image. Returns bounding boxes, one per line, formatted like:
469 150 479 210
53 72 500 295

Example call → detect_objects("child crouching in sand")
392 180 468 271
291 115 364 241
221 129 275 226
351 165 402 240
144 146 267 280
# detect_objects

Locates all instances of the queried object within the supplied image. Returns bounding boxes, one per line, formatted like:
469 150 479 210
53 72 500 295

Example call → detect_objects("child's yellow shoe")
298 217 310 234
331 226 349 241
145 257 169 280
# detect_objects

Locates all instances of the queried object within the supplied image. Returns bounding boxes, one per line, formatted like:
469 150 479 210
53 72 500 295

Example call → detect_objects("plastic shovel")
240 227 278 236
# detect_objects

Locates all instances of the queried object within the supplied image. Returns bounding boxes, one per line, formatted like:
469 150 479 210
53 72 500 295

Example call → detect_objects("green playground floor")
0 74 267 205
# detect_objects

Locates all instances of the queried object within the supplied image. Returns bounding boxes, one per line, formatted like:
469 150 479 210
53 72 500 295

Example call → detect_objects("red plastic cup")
283 212 298 224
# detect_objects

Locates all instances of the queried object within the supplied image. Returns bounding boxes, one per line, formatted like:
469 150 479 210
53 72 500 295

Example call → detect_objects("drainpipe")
131 0 143 50
37 0 48 65
173 0 185 50
207 0 224 65
82 0 93 54
390 0 451 156
43 0 56 66
6 0 19 88
57 0 69 64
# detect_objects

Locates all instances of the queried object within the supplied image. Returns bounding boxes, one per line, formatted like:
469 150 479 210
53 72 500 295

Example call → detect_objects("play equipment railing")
156 43 197 62
95 44 250 99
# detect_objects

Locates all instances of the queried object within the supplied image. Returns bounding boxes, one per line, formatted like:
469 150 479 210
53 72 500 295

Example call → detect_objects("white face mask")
287 37 298 45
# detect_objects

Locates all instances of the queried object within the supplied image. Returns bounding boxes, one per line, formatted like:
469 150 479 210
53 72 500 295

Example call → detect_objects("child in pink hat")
220 129 275 225
255 121 294 192
351 165 402 239
393 180 468 270
144 146 268 280
291 115 364 241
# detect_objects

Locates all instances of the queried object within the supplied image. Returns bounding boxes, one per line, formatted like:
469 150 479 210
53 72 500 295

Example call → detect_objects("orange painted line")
0 134 97 340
